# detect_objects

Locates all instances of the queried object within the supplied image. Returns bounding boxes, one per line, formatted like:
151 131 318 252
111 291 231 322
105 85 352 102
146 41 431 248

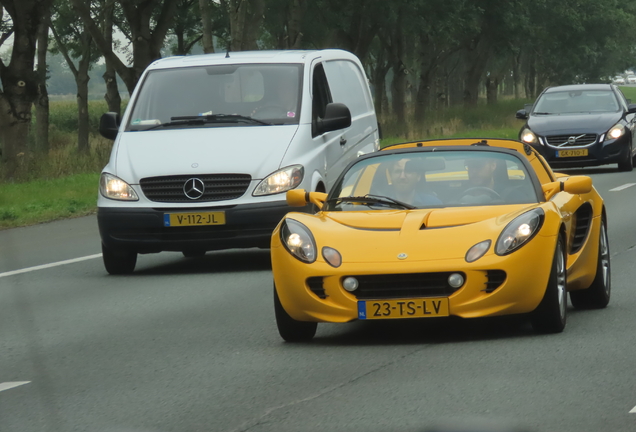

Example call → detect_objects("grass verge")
0 173 99 230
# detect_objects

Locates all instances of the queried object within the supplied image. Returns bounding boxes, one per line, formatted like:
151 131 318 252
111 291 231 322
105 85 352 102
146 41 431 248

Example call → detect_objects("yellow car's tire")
274 284 317 342
102 243 137 275
531 237 567 333
570 219 611 309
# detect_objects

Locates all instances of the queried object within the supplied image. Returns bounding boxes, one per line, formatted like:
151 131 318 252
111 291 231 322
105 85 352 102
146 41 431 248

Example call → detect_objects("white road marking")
0 254 102 279
609 183 636 192
630 405 636 414
0 382 30 392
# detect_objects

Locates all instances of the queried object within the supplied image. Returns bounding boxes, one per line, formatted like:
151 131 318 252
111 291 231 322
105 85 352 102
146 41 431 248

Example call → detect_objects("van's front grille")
140 174 252 203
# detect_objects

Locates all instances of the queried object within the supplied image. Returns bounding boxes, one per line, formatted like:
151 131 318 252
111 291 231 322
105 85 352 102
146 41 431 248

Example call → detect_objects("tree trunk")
199 0 215 53
77 57 91 154
415 68 432 121
287 0 304 49
228 0 264 51
391 65 406 121
35 11 50 154
101 1 121 113
0 0 47 179
485 76 499 105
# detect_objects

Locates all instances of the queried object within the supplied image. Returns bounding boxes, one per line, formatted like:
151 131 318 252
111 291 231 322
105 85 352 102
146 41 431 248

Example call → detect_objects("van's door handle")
340 137 347 146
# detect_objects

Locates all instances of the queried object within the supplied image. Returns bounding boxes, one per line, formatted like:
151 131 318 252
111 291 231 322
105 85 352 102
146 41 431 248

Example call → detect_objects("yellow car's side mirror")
543 176 592 200
286 189 328 210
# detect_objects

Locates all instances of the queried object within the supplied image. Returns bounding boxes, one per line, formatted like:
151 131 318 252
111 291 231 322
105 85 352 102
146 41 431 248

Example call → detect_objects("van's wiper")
172 114 271 125
137 114 271 130
327 194 415 210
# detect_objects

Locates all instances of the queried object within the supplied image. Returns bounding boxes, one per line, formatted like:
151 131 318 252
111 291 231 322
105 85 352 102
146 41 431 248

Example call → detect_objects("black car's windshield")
127 63 303 131
533 89 620 115
325 150 539 210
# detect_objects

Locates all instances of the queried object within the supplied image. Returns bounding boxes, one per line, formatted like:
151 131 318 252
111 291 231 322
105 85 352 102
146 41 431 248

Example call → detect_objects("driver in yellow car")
388 158 443 206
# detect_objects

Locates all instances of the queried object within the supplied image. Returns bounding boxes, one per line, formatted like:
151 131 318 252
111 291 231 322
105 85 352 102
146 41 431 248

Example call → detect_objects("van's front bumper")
98 202 305 253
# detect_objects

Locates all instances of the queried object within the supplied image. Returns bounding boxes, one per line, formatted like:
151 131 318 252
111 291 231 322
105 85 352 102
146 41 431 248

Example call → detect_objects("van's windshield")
127 63 303 131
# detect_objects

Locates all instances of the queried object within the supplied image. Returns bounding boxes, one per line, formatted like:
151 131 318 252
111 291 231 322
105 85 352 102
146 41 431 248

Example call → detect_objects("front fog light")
465 240 491 263
342 277 359 292
448 273 465 289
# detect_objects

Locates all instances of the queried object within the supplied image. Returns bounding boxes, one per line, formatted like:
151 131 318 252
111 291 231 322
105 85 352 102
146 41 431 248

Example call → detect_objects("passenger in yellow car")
387 158 443 207
465 157 497 188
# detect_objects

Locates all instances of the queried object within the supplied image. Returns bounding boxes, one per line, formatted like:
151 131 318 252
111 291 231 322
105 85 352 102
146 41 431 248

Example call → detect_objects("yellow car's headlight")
280 218 316 263
99 173 139 201
496 208 544 255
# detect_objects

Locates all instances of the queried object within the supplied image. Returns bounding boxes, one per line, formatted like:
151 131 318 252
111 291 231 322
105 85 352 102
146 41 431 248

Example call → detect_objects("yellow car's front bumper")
272 232 558 323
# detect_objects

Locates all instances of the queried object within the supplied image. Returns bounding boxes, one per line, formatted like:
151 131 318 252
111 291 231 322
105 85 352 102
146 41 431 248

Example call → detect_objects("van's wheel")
274 284 317 342
570 218 611 309
618 144 633 171
531 237 567 333
102 243 137 275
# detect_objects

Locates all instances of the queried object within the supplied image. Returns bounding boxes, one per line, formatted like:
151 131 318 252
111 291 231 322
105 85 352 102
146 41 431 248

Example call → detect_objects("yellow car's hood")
297 204 541 263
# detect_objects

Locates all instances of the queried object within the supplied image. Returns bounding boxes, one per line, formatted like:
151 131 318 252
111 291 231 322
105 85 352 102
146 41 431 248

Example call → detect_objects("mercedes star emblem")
183 178 205 200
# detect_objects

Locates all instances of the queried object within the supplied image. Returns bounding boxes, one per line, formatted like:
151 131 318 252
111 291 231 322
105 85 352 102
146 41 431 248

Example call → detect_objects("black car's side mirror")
99 112 121 140
627 104 636 114
516 109 528 120
316 103 352 135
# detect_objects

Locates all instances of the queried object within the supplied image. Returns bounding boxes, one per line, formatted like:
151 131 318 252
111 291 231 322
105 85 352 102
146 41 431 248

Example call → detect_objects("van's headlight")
495 208 544 255
521 128 538 144
99 173 139 201
605 123 625 141
253 165 304 196
280 218 316 263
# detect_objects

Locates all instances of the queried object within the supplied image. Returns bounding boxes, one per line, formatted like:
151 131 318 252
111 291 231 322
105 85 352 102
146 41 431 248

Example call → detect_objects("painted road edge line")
0 382 31 392
630 405 636 414
609 183 636 192
0 254 102 279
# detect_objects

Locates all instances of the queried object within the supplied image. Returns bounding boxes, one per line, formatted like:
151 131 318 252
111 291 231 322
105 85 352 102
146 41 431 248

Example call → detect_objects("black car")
516 84 636 171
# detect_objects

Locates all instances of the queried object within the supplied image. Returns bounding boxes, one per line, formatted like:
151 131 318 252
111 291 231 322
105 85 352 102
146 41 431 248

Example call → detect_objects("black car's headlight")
99 173 139 201
604 123 625 142
520 128 538 144
253 165 303 196
280 219 317 263
495 208 544 255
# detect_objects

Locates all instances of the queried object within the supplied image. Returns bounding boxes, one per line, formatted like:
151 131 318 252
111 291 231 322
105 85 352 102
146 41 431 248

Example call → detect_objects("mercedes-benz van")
97 49 380 274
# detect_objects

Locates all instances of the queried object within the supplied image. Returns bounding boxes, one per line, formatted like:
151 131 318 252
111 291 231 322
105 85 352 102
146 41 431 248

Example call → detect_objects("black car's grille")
140 174 251 203
348 272 464 300
545 134 597 147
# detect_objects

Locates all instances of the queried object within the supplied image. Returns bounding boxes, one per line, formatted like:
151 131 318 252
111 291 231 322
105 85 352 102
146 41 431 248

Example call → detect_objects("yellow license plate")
358 298 449 320
557 149 588 157
163 212 225 227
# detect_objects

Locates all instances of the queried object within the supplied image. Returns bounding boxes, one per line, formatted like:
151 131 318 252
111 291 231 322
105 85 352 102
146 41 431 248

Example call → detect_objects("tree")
71 0 179 94
0 0 51 179
50 0 101 154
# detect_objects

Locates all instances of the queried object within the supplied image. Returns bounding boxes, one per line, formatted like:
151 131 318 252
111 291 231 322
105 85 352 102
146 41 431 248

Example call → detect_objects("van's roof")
146 49 357 70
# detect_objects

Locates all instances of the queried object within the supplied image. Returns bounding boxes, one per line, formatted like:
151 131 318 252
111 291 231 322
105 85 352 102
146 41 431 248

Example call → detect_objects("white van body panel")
97 49 379 260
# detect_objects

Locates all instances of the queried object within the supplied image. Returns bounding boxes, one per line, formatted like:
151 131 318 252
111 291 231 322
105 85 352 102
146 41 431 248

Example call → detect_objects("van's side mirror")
516 109 528 120
627 103 636 114
100 112 121 140
316 103 351 135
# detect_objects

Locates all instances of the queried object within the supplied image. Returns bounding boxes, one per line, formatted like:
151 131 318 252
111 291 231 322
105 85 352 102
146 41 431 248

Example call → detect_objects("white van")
97 49 380 274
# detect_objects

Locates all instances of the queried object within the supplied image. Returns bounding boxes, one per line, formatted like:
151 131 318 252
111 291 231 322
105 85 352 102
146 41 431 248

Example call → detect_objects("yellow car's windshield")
327 150 539 210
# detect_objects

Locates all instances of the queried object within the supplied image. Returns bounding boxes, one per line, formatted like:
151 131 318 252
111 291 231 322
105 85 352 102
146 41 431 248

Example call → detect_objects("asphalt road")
2 165 636 432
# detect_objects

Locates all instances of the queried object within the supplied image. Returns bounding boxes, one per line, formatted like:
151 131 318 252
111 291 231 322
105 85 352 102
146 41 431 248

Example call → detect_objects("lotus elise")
271 139 610 341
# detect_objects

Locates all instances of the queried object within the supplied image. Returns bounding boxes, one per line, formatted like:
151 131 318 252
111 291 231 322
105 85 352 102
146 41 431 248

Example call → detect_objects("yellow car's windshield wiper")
328 194 415 210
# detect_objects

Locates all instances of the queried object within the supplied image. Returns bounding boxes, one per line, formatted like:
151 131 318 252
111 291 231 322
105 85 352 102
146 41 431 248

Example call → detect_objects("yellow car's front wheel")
274 284 317 342
531 236 567 333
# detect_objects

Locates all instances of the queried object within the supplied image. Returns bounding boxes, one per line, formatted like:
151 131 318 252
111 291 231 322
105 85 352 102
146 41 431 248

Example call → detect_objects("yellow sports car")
271 138 610 341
